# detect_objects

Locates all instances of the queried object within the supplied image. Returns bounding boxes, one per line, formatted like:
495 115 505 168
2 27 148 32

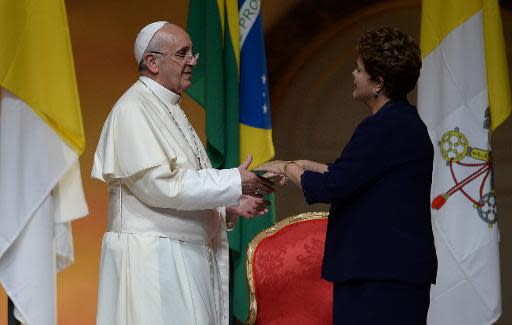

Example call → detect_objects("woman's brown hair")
358 26 422 99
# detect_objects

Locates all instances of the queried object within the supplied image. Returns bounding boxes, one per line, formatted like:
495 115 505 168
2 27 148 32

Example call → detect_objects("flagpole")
8 297 21 325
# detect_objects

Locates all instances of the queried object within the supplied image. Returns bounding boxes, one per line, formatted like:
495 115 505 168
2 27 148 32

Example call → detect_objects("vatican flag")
0 0 88 324
418 0 511 324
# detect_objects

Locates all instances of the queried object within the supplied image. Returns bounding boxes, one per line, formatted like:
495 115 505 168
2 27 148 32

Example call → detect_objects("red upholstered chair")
246 212 332 325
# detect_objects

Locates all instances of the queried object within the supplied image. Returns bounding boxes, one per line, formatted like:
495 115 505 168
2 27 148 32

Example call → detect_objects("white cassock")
91 76 241 325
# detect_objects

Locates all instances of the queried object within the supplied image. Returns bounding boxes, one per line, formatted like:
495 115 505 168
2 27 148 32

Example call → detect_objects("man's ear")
144 53 159 74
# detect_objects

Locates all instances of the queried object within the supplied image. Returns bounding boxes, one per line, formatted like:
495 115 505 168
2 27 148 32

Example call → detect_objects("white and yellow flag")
418 0 511 324
0 0 88 324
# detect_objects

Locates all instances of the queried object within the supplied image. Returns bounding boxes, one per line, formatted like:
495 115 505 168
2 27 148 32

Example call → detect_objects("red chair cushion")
252 218 332 324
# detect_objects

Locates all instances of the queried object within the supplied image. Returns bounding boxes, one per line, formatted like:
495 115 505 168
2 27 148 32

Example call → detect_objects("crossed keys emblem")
431 126 497 228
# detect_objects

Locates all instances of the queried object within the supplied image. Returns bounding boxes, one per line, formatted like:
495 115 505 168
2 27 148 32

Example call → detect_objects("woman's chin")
352 92 369 102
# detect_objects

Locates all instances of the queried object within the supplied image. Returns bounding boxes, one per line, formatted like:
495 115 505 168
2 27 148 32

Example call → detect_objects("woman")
257 27 437 325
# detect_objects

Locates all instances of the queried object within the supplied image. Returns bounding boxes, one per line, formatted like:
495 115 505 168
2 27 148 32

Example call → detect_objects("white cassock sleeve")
123 165 242 210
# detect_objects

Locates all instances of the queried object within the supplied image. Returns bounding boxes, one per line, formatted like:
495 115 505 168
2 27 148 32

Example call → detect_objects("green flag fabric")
187 0 276 322
186 0 240 168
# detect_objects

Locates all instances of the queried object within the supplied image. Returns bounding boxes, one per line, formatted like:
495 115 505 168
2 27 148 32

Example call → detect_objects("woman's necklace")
139 79 208 170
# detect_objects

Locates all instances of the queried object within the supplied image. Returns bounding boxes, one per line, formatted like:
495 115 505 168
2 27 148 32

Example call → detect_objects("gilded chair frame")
245 211 329 325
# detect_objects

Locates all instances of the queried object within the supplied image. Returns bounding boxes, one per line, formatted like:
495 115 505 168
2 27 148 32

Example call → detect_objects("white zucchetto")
134 21 169 64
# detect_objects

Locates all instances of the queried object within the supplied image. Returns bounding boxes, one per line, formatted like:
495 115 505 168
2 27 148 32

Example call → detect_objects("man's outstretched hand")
238 155 275 197
227 195 270 218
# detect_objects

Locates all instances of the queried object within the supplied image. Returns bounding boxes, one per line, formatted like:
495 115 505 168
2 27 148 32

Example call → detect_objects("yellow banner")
483 0 511 130
0 0 85 154
421 0 481 58
421 0 511 131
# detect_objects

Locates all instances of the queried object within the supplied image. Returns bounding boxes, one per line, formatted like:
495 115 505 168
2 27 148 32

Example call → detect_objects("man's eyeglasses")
148 51 199 63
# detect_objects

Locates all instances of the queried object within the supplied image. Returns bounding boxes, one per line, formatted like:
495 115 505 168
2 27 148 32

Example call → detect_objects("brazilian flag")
186 0 275 322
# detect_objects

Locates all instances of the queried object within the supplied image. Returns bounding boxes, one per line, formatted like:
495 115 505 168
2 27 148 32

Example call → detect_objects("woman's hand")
256 160 287 175
260 171 288 186
256 160 306 189
255 160 292 186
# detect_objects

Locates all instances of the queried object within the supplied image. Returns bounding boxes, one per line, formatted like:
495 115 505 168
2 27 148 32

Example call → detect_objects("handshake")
229 155 312 222
239 155 321 197
237 155 299 198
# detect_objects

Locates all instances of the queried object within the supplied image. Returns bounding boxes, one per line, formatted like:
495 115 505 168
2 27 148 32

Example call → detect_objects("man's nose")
189 56 198 66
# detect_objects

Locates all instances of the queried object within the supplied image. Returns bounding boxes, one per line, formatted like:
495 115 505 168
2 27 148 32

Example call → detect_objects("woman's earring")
372 91 379 99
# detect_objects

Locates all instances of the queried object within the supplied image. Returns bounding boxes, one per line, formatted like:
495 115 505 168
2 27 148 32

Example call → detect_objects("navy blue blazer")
301 99 437 285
